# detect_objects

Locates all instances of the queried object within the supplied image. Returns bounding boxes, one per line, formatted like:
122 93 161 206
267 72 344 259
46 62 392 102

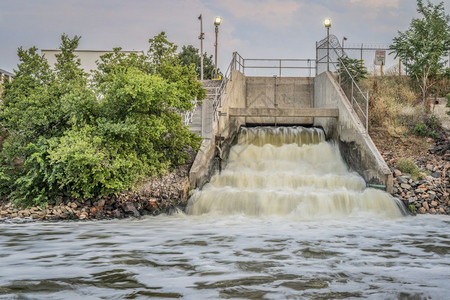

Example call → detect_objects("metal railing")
232 52 315 77
212 52 316 115
316 35 370 131
212 52 237 114
181 98 198 126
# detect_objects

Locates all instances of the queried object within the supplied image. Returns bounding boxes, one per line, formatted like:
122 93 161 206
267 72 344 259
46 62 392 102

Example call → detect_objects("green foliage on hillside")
390 0 450 104
0 32 204 207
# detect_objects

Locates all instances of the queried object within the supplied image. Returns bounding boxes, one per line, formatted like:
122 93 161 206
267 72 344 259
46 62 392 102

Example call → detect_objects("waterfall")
187 126 405 219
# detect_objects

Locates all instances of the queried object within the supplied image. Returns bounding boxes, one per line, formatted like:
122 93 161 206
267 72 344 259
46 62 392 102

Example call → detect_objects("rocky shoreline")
2 131 449 221
384 133 450 215
0 162 191 222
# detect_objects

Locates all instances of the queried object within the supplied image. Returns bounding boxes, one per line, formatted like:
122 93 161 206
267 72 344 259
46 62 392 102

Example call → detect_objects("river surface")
1 215 450 299
1 127 449 299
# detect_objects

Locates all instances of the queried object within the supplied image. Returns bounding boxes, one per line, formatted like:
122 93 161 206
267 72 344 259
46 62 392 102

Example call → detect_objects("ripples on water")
1 215 450 299
1 127 449 299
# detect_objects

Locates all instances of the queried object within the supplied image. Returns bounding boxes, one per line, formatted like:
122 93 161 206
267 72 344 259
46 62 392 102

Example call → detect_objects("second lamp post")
214 16 222 79
324 18 331 72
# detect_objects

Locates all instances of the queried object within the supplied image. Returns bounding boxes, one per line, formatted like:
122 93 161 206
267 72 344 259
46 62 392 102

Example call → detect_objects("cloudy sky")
1 0 449 73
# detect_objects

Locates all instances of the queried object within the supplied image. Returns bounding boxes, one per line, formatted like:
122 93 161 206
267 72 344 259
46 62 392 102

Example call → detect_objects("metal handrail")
317 38 370 131
237 57 315 77
212 52 316 116
212 52 237 114
334 52 369 131
181 98 199 126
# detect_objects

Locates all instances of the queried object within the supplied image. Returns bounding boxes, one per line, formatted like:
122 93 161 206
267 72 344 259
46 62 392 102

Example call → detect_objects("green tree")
1 32 204 207
178 45 216 79
338 56 368 84
147 32 205 109
390 0 450 105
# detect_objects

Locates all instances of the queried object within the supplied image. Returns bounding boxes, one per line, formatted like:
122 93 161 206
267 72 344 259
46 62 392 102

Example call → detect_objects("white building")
0 68 14 83
41 49 145 74
0 68 14 100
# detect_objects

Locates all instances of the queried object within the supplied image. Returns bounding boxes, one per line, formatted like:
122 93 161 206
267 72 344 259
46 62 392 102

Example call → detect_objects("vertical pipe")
201 102 205 137
351 82 354 107
366 91 369 131
308 59 311 77
326 27 330 72
214 25 219 79
360 43 363 70
279 60 281 77
315 41 318 75
339 58 341 86
199 14 204 80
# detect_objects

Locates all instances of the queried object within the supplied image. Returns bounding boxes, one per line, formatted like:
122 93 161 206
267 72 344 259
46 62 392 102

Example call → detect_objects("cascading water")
1 127 448 299
187 126 406 219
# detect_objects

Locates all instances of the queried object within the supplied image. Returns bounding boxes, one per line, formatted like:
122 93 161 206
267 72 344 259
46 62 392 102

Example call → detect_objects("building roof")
0 68 15 77
41 49 145 54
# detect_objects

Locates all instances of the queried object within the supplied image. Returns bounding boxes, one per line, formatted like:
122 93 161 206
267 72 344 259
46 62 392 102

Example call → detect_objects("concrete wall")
313 71 393 192
217 70 247 139
190 70 392 193
245 76 314 125
189 70 246 188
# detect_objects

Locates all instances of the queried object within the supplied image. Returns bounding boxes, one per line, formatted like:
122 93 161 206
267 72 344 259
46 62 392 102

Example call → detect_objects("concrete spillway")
187 127 405 219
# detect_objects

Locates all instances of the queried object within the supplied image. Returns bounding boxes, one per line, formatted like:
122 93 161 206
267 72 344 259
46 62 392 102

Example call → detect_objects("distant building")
0 68 14 83
41 49 145 74
0 68 14 100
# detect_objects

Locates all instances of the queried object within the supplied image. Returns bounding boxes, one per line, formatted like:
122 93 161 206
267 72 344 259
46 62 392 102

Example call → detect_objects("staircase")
187 80 221 139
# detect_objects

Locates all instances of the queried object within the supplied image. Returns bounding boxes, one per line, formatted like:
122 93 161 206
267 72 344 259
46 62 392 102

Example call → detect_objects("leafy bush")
397 158 425 181
413 122 428 136
446 93 450 107
412 114 441 138
0 33 204 207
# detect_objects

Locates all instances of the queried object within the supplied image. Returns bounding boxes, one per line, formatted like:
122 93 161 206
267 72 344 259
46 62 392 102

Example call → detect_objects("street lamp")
214 16 222 79
324 18 331 72
342 36 347 56
198 14 204 80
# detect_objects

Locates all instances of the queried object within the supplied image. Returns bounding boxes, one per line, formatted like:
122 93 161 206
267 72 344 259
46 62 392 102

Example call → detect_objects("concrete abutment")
189 70 393 194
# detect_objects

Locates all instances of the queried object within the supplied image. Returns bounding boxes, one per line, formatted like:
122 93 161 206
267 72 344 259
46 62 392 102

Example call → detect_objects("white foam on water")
187 126 405 219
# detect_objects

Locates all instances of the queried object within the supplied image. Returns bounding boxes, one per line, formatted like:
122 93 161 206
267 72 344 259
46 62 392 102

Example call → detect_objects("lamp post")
341 36 347 57
324 18 331 72
198 14 204 80
214 16 222 79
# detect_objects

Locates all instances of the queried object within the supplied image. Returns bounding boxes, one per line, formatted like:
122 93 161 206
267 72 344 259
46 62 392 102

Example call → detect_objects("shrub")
1 33 204 207
397 158 425 181
446 93 450 107
413 122 428 136
411 114 441 138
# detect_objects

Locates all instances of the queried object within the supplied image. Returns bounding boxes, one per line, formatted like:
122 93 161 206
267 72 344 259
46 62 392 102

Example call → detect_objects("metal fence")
212 52 316 115
316 34 370 131
342 43 405 76
232 54 316 77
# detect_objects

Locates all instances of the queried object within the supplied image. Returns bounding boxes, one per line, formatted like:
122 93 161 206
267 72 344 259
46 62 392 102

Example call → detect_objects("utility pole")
324 18 331 72
198 14 204 80
214 17 222 79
